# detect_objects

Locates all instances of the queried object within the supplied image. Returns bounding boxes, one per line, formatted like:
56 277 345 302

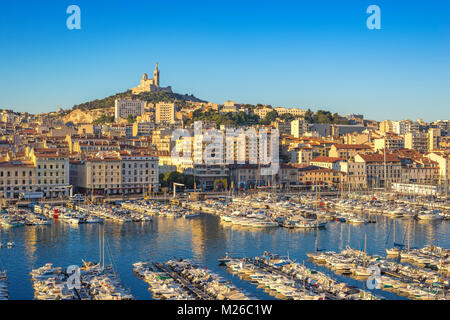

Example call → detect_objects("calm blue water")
1 212 449 300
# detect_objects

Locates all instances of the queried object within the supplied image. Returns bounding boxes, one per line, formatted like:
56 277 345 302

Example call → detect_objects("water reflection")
1 212 450 299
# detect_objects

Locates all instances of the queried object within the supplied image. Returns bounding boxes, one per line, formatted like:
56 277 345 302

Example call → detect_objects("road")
9 190 341 207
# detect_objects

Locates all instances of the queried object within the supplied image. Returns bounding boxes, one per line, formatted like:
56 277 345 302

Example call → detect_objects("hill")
71 90 207 112
63 107 114 124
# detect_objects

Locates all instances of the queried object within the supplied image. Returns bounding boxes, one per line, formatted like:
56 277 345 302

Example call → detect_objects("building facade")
114 99 145 123
155 103 176 124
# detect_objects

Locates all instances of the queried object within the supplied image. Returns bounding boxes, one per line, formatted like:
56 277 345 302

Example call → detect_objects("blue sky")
0 0 449 121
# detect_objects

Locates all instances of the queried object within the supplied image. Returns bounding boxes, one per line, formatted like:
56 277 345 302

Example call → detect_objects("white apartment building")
340 161 367 189
426 152 450 185
291 119 307 138
374 135 405 151
132 121 154 137
0 160 36 199
428 128 441 151
70 153 122 195
392 120 418 135
114 99 145 122
194 132 225 165
121 152 159 194
155 102 175 124
28 148 70 198
404 132 428 153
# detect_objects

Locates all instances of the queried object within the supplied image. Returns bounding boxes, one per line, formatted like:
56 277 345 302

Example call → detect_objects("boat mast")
102 224 105 270
393 220 396 245
98 223 101 266
407 222 410 252
384 147 387 192
315 229 318 252
364 233 367 265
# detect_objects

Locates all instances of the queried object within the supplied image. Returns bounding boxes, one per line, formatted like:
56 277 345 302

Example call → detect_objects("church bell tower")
153 62 160 87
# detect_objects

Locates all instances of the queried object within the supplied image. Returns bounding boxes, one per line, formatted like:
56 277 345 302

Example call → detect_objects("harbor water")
1 212 450 300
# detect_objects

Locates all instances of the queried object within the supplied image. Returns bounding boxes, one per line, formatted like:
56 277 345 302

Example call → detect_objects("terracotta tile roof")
332 144 371 149
357 153 400 162
311 156 344 163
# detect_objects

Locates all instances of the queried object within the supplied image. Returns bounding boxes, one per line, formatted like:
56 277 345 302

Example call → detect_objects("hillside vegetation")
71 90 207 111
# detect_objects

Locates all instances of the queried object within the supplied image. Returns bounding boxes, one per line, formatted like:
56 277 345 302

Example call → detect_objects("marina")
0 194 449 300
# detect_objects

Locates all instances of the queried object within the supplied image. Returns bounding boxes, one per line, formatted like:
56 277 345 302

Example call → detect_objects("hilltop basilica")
131 62 172 94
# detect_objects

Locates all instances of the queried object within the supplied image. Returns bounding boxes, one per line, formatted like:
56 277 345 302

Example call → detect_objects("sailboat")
399 223 413 260
354 233 372 277
385 220 405 257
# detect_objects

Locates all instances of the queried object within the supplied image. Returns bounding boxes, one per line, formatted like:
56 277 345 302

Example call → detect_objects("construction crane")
173 183 184 198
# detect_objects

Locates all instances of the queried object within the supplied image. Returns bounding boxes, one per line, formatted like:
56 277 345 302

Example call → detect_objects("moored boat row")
224 252 379 300
30 261 133 300
308 246 450 300
0 270 8 300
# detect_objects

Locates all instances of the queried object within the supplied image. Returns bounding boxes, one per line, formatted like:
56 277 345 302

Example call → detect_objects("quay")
134 259 251 300
155 262 214 300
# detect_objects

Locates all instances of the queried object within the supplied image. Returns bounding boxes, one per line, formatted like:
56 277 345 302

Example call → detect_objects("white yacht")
417 213 444 221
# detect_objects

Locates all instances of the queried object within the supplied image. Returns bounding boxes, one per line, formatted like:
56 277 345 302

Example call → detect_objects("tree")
159 171 199 189
127 115 137 124
304 109 314 123
279 113 295 121
260 110 279 125
93 114 114 125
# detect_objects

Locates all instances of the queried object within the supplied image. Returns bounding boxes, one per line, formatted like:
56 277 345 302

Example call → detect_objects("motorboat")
417 213 444 221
